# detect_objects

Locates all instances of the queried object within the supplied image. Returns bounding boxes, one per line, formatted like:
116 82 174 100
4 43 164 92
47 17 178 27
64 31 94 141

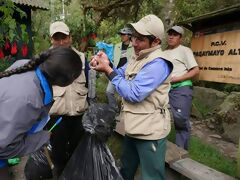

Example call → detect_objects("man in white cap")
164 25 199 150
48 21 88 177
106 27 133 110
90 14 173 180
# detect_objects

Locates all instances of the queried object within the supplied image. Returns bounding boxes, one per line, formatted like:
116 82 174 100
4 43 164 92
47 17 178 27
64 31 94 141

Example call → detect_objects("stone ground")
9 119 238 180
191 119 238 160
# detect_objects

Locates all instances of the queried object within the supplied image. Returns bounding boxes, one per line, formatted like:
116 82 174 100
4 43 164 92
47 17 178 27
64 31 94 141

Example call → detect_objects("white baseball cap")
118 27 132 35
167 25 184 35
129 14 165 40
50 21 70 37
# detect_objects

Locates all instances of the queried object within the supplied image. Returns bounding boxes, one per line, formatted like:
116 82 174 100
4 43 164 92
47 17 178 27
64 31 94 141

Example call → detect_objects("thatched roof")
12 0 49 10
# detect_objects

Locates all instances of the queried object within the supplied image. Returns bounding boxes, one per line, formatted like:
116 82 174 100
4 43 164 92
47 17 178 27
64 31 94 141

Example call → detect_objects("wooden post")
237 137 240 178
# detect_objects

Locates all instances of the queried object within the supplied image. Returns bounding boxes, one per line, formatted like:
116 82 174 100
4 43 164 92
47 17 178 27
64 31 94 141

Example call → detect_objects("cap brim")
51 30 70 37
167 28 182 35
129 22 151 36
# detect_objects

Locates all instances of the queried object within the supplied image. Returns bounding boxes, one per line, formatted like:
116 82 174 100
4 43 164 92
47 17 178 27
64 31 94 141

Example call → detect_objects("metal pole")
62 0 65 21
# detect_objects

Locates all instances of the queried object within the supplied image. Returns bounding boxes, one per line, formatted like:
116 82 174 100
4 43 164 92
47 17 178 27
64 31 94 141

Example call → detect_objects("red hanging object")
11 42 18 55
4 39 10 50
0 48 4 59
81 37 88 42
90 33 97 40
21 44 28 57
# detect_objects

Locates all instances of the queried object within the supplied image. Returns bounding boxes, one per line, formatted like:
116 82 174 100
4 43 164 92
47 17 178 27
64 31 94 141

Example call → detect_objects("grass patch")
189 136 237 177
192 98 210 117
167 127 238 178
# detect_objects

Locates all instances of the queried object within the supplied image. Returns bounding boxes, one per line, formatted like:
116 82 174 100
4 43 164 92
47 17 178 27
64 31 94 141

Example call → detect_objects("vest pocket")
123 111 154 136
123 109 171 138
50 88 66 115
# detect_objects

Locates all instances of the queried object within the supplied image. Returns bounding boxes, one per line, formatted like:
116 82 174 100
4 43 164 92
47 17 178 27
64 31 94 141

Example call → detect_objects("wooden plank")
171 158 237 180
115 117 189 163
166 141 189 164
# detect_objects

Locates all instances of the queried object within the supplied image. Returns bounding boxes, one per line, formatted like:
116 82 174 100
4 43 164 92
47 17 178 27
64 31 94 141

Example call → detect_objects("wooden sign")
191 29 240 84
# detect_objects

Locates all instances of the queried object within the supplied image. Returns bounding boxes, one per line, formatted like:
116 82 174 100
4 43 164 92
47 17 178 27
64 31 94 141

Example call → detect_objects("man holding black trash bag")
90 14 173 180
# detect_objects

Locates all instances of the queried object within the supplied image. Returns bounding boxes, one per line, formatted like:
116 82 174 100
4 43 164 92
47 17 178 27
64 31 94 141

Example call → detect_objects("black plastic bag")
59 103 123 180
24 145 52 180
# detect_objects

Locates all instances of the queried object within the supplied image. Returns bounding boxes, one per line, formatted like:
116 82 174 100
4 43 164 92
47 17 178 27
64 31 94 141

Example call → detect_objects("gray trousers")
169 86 193 150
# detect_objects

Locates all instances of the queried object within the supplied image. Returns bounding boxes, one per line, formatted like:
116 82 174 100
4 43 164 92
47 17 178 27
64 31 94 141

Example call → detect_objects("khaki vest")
113 42 133 67
121 45 172 140
50 47 88 116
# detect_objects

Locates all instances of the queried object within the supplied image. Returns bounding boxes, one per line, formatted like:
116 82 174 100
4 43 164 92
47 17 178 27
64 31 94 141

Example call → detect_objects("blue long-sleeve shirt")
110 58 172 103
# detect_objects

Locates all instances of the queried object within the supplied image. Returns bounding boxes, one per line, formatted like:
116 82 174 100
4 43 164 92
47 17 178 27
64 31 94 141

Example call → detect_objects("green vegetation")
95 74 108 103
189 136 237 177
0 0 27 47
192 98 211 117
107 133 123 164
168 127 237 177
0 58 14 72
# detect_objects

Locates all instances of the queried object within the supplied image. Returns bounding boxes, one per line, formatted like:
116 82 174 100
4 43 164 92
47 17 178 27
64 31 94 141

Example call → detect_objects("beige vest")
50 47 88 116
113 42 133 67
121 45 172 140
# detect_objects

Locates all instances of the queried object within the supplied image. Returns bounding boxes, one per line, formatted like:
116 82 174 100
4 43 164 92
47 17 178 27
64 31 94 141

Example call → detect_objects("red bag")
4 39 10 50
11 42 18 55
0 48 4 59
21 44 28 57
90 33 97 40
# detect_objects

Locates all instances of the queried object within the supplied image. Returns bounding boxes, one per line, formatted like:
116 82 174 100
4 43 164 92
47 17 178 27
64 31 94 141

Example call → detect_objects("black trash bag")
24 145 52 180
59 103 123 180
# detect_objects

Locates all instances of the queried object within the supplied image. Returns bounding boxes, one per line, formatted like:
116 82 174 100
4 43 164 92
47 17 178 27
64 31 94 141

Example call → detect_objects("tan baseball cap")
129 14 165 40
50 21 70 37
167 25 184 35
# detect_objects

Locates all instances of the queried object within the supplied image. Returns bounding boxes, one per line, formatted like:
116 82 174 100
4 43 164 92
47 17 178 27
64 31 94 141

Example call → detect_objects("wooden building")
179 4 240 84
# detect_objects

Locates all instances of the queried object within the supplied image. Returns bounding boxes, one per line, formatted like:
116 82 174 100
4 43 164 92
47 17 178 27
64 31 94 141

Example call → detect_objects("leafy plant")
0 56 15 71
0 0 27 46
